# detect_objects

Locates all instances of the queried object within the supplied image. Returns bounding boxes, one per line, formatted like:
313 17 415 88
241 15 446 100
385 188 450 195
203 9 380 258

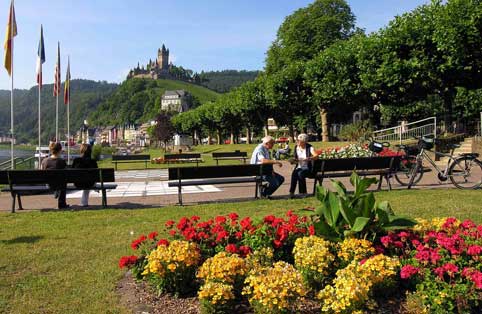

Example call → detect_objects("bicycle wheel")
448 157 482 189
394 155 423 186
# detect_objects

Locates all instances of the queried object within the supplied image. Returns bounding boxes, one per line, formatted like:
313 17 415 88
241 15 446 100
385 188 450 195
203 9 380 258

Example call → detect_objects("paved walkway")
0 162 456 212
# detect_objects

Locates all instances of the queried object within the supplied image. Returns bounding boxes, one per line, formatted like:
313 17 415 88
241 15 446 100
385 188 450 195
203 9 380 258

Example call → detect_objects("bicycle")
403 136 482 189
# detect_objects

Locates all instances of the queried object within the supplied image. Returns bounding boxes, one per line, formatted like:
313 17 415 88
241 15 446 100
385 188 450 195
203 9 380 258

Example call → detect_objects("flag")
53 42 61 96
3 0 17 76
64 57 70 104
36 25 45 88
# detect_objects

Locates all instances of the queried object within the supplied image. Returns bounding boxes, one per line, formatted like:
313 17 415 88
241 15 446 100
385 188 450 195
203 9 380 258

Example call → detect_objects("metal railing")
0 156 36 170
373 117 437 144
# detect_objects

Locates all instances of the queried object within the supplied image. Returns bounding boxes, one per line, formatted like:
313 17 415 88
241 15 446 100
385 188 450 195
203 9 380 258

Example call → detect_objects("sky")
0 0 430 90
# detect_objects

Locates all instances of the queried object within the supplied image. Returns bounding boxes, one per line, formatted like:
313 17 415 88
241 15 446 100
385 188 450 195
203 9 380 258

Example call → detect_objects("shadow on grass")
0 235 44 245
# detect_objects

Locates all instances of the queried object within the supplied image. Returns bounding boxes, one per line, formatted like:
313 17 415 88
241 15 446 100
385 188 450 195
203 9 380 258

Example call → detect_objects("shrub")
141 240 201 296
337 121 373 141
198 281 235 314
293 236 335 290
243 261 307 314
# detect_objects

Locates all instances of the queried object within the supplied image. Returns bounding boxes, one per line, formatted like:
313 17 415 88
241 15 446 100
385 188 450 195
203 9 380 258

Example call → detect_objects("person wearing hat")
289 133 318 198
250 136 284 198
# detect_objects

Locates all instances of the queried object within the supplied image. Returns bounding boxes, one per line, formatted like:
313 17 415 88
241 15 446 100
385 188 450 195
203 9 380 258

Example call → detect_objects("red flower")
225 244 238 254
157 239 169 246
239 245 252 257
273 239 282 248
264 215 275 224
309 225 315 235
240 217 252 230
215 216 227 224
119 255 138 269
169 230 177 236
400 265 420 279
165 220 175 228
148 231 158 240
228 213 239 221
130 235 147 250
469 271 482 289
191 215 201 222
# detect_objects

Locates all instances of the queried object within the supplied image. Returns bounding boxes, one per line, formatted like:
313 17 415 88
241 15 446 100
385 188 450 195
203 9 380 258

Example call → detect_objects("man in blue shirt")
250 136 285 198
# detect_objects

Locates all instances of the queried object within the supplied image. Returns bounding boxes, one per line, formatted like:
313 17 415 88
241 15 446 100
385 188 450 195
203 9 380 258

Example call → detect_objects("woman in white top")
289 133 319 198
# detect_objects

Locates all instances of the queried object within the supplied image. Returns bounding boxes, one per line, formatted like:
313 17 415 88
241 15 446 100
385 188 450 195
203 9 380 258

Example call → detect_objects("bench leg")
17 195 23 210
312 178 318 195
255 181 259 198
377 175 383 190
145 161 147 169
11 193 16 213
114 162 117 171
386 175 392 190
102 189 107 208
178 185 183 206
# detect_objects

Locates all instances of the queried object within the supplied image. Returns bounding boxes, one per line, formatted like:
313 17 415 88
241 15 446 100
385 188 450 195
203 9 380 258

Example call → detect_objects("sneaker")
289 192 295 199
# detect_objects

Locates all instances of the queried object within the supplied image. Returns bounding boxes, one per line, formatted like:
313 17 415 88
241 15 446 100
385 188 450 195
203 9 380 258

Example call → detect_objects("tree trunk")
289 125 295 143
230 129 234 145
192 130 196 146
216 130 221 145
207 134 212 145
246 128 251 144
320 106 330 142
442 89 455 133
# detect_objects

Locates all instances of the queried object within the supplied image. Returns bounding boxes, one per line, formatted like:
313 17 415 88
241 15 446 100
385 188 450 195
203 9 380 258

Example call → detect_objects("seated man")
274 141 290 160
250 136 284 198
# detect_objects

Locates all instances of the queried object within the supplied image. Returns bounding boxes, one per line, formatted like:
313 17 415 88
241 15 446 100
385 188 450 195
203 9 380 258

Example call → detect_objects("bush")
92 144 102 161
338 121 372 141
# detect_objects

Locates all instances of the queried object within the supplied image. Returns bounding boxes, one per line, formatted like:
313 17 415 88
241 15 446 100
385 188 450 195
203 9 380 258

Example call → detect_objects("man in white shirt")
250 136 284 198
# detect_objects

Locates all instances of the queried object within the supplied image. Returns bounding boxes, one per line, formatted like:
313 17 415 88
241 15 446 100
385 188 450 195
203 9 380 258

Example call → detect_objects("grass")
0 188 481 314
97 141 350 170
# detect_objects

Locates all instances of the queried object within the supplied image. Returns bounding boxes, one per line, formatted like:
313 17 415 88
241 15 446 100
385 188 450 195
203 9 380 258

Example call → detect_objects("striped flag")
64 57 70 104
3 0 17 76
53 42 61 96
36 25 45 88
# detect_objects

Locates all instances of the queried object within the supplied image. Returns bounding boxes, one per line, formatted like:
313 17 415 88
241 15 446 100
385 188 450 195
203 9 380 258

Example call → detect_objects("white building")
161 90 192 112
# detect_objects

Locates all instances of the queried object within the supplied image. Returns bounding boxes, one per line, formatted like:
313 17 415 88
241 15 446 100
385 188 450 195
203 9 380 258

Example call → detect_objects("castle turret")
157 44 169 71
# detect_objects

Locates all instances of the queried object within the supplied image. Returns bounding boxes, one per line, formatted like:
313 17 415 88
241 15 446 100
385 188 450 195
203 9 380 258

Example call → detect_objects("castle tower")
157 44 169 71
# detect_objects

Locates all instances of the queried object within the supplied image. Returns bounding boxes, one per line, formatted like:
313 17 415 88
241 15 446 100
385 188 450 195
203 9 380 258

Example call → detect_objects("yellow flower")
197 251 247 284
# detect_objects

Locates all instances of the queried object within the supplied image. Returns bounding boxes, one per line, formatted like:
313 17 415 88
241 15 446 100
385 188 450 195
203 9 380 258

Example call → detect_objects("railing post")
434 117 437 139
399 126 402 145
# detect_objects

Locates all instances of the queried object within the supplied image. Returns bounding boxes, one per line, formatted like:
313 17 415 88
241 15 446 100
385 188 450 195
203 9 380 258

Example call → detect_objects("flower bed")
314 143 400 159
120 174 482 313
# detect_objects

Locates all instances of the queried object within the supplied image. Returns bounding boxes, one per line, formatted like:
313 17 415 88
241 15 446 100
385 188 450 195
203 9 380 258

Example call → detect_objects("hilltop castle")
127 44 173 79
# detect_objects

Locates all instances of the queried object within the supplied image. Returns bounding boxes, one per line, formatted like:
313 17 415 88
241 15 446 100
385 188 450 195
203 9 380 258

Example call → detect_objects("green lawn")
0 188 481 313
97 141 350 170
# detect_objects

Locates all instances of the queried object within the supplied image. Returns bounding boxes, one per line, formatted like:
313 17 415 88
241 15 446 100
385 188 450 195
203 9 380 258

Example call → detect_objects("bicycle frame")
416 147 456 178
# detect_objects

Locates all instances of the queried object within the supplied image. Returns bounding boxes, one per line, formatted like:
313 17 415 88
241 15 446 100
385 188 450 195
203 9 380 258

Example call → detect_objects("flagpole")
38 62 41 168
67 56 70 165
56 90 59 141
9 4 14 169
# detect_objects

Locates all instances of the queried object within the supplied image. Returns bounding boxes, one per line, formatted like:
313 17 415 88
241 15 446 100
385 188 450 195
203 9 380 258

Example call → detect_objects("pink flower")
467 245 482 256
401 265 420 279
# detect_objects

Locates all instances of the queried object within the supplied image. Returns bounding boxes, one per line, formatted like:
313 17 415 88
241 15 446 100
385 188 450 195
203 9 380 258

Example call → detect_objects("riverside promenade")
0 161 453 212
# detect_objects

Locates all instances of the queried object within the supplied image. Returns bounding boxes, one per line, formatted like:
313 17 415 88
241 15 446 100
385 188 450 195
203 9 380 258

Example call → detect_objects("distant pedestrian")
275 140 290 160
41 142 69 209
72 144 98 207
250 136 284 198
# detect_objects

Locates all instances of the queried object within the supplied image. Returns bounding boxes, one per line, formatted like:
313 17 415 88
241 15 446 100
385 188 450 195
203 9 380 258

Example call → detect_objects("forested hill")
89 78 220 126
198 70 260 93
0 80 117 144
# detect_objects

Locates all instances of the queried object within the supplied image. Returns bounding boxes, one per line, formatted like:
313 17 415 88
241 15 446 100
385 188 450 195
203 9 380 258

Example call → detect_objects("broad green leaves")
314 172 416 241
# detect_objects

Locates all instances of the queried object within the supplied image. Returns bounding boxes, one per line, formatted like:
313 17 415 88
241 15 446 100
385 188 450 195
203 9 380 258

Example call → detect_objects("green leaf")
351 217 370 232
338 198 356 226
313 220 337 239
354 176 377 197
361 193 376 218
327 192 341 226
331 180 347 197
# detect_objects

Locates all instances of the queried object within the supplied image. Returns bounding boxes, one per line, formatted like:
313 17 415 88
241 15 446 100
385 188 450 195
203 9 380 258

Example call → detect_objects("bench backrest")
168 164 273 180
212 152 248 158
7 168 116 187
164 153 201 160
0 170 9 185
112 154 150 161
313 156 401 173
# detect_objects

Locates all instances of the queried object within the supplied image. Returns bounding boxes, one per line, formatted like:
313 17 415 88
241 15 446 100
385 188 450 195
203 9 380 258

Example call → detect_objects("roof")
162 90 187 97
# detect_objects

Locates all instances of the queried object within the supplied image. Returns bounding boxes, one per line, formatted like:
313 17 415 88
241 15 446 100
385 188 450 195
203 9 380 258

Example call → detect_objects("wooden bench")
168 164 273 205
164 153 203 167
311 156 401 194
111 154 150 170
212 152 248 165
1 168 117 212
